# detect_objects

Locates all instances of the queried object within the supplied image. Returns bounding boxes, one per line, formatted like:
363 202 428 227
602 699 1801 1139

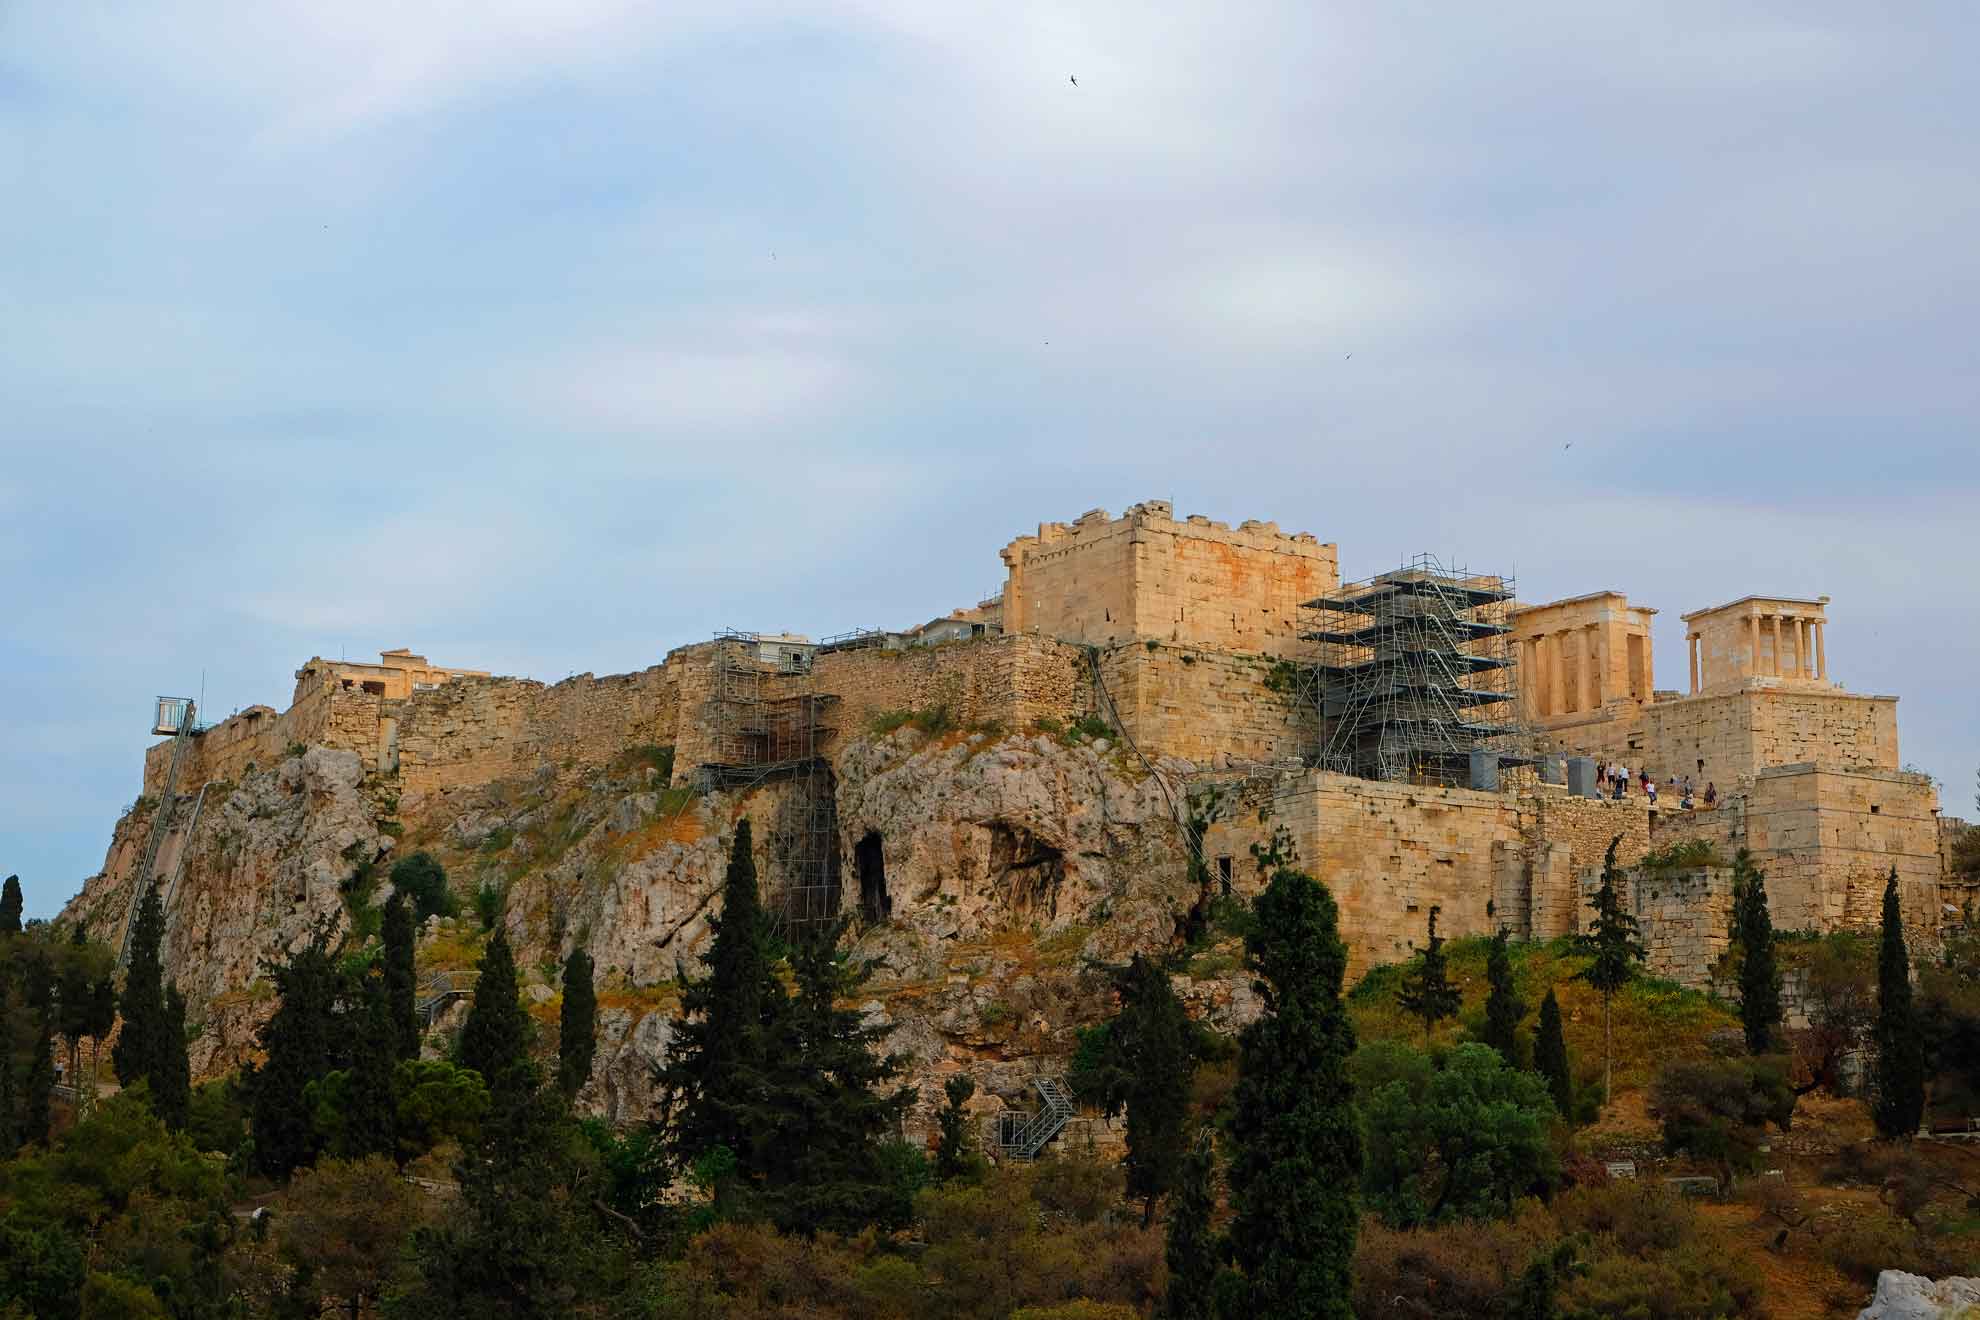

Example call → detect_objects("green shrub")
612 744 675 781
389 852 454 921
473 880 504 932
478 827 515 855
1649 1054 1796 1177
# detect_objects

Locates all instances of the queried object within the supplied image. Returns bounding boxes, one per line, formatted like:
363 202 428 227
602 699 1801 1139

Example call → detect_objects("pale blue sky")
4 3 1976 915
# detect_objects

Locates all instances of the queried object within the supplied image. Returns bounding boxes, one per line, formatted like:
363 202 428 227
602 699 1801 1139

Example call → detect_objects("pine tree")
382 891 420 1061
113 885 169 1089
1228 866 1359 1319
1578 837 1646 1106
154 983 192 1130
1873 868 1925 1139
557 948 596 1099
934 1073 983 1182
1734 850 1783 1055
1482 925 1527 1063
1396 905 1462 1044
656 818 782 1184
1534 987 1574 1118
754 928 916 1235
1 873 22 933
248 935 348 1179
1097 953 1198 1226
1164 1128 1221 1320
24 1017 54 1145
58 924 96 1101
459 929 536 1109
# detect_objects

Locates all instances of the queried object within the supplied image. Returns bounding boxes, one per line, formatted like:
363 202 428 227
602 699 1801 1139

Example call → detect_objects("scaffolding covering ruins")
696 630 842 934
1299 555 1524 787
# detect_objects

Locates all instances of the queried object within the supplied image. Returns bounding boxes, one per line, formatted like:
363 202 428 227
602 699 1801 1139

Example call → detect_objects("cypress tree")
459 929 536 1108
1228 866 1359 1319
1 873 22 933
382 891 420 1061
754 928 916 1235
1534 987 1574 1118
1396 905 1462 1044
557 948 596 1099
58 924 95 1097
85 972 117 1100
0 1009 17 1154
154 984 192 1130
1482 925 1527 1063
112 885 169 1089
24 1017 54 1145
1734 850 1783 1055
656 818 781 1178
248 935 348 1179
1578 837 1646 1106
934 1073 982 1182
1164 1128 1220 1320
1873 868 1925 1139
1099 953 1198 1226
342 973 401 1159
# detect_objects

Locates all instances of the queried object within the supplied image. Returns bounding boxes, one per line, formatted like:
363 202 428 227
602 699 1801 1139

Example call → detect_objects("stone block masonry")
1199 770 1653 975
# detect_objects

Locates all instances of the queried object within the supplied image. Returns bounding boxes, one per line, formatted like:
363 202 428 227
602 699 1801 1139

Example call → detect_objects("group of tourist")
1599 761 1716 810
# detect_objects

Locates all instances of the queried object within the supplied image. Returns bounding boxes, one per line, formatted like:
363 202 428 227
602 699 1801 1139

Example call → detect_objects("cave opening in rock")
856 830 890 923
988 823 1066 921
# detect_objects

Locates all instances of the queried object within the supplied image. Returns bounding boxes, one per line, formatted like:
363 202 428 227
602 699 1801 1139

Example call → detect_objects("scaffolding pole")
1297 555 1526 788
696 631 841 936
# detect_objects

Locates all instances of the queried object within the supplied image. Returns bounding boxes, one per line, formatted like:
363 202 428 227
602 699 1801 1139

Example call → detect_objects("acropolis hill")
70 499 1971 1125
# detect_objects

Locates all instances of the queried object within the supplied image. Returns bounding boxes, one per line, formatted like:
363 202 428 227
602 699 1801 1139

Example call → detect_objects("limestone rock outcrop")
1855 1271 1980 1320
63 727 1212 1142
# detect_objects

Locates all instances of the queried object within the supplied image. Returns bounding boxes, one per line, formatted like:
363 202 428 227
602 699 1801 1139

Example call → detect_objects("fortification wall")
815 633 1089 745
1199 772 1652 974
1001 501 1336 659
1640 687 1896 789
140 680 383 796
393 666 678 798
1648 765 1940 944
1095 643 1305 767
1581 865 1733 990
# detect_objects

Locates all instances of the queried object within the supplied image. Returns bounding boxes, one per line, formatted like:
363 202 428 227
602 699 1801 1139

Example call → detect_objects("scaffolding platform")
1298 555 1526 787
695 631 842 935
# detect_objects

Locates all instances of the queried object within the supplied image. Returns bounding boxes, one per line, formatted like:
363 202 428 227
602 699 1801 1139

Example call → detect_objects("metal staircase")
415 970 480 1028
118 701 198 971
996 1076 1076 1160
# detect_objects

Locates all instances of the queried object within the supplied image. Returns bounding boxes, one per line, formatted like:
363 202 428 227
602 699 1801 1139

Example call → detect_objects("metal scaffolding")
697 631 842 935
1298 555 1524 787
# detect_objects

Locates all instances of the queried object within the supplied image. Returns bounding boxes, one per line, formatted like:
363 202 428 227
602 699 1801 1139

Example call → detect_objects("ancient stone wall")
1581 865 1733 990
1000 500 1337 660
1641 687 1897 790
393 666 678 799
813 633 1090 750
1647 764 1940 945
1516 791 1655 940
1198 771 1652 974
1094 642 1306 767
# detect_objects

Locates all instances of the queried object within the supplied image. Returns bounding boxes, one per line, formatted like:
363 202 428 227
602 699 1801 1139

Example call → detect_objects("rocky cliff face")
63 726 1236 1143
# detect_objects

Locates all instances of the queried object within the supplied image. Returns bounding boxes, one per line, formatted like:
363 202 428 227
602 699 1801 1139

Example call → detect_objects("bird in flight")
1070 75 1078 86
1564 442 1573 450
1344 353 1352 360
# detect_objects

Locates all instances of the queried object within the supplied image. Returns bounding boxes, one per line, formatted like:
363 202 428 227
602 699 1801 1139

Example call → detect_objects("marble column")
1688 633 1699 694
1554 631 1570 716
1814 621 1826 679
1584 624 1601 710
1748 614 1761 679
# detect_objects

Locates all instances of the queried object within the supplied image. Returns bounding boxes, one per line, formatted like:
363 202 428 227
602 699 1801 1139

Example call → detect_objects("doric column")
1584 624 1601 709
1688 633 1699 694
1770 615 1784 676
1796 618 1810 677
1553 631 1570 716
1814 621 1826 679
